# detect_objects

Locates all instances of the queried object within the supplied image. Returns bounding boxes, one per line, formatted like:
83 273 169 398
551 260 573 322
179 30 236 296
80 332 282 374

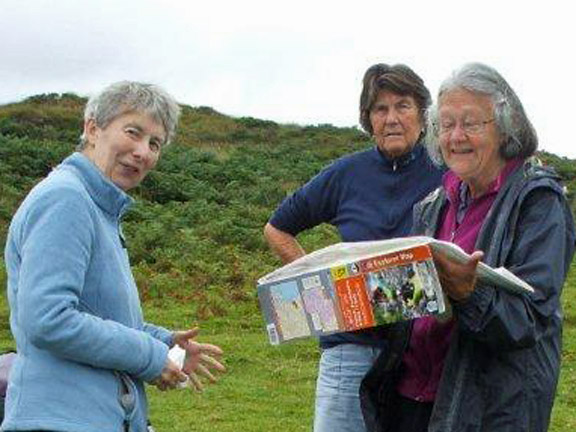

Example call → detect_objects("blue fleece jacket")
3 153 172 432
269 144 443 347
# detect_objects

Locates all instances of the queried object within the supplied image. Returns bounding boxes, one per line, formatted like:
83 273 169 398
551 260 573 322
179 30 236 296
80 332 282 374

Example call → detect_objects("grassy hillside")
0 95 367 326
0 94 575 431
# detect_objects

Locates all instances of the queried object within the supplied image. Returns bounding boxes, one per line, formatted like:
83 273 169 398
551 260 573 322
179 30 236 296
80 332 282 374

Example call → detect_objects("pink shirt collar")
443 157 524 204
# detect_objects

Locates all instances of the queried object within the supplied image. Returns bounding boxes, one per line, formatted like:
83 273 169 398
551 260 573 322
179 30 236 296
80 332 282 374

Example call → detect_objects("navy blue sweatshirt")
269 143 444 348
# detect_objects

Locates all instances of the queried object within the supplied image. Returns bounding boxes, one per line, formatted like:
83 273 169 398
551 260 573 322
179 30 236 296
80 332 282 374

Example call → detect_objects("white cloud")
0 0 574 157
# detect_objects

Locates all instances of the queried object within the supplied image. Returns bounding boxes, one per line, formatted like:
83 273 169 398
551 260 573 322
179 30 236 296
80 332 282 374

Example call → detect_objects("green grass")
550 262 576 431
2 260 574 431
147 334 318 431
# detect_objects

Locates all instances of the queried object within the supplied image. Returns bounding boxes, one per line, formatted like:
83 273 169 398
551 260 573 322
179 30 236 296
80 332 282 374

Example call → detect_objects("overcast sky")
1 0 575 157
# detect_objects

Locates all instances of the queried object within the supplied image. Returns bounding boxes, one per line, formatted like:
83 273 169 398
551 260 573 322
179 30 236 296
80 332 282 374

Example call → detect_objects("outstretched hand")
172 328 225 391
433 249 484 302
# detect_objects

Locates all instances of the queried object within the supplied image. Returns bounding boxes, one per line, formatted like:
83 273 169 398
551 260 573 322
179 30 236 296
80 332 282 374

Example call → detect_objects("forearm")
263 222 306 264
20 290 169 381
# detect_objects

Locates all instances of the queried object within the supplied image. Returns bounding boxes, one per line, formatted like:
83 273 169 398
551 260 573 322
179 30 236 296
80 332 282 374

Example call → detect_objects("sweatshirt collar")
374 142 424 171
58 152 134 217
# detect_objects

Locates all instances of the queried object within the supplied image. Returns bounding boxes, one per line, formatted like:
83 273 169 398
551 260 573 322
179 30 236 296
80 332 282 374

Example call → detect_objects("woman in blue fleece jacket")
2 82 224 432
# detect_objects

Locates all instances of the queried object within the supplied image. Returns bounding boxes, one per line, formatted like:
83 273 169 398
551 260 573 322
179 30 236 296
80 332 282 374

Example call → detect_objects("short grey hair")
78 81 181 149
426 62 538 165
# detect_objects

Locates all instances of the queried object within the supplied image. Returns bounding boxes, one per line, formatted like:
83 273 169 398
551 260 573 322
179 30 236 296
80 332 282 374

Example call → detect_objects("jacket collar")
57 152 134 217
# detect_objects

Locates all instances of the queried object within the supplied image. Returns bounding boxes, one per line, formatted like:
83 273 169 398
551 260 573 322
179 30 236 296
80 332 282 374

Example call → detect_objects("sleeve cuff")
138 339 170 382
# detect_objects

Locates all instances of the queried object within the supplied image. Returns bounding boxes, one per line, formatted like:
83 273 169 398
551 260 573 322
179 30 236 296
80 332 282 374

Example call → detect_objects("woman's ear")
83 118 98 147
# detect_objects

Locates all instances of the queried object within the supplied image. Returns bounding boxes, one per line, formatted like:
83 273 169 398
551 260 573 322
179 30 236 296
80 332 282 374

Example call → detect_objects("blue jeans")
314 344 382 432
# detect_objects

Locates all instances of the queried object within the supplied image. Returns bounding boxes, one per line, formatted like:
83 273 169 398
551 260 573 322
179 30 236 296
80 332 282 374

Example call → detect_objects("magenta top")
396 158 523 402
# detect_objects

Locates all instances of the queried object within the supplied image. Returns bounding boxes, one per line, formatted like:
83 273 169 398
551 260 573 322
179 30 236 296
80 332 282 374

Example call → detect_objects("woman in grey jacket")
361 63 575 432
3 82 224 432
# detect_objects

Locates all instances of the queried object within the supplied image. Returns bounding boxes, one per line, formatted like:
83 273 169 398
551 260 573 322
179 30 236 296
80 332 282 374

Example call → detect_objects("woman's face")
82 111 166 191
369 90 423 158
438 89 505 194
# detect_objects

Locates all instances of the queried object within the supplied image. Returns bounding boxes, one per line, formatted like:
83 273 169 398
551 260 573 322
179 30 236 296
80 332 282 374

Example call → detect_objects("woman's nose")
385 108 400 124
132 139 151 160
448 123 467 141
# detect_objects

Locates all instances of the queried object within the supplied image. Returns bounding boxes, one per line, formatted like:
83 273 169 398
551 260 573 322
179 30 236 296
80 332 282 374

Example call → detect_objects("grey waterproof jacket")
361 160 575 432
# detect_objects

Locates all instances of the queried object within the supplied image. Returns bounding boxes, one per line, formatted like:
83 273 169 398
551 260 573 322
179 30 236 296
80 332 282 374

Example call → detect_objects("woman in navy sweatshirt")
263 64 443 432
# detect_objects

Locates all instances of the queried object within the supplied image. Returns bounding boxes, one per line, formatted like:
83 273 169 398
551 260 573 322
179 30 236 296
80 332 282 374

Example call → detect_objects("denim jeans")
313 344 382 432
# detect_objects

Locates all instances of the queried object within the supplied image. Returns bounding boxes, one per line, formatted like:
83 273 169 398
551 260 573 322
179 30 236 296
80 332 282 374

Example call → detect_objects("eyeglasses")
437 118 495 136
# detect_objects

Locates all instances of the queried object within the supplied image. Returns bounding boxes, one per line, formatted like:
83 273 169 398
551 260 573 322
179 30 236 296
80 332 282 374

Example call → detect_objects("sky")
1 0 575 158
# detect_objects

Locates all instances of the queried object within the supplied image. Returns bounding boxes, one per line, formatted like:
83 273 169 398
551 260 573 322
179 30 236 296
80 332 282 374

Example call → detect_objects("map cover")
258 244 445 345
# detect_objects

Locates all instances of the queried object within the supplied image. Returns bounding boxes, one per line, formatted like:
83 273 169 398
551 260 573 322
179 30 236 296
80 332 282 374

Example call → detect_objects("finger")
163 366 187 385
200 353 226 372
159 376 173 389
175 328 200 347
468 251 484 266
181 345 224 374
182 358 197 375
181 327 200 339
198 343 223 356
196 363 217 383
188 372 204 392
176 370 188 383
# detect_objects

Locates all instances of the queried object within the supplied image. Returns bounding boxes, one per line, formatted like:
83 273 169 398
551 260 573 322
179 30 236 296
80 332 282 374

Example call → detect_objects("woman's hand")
172 328 226 391
433 250 484 302
153 358 188 391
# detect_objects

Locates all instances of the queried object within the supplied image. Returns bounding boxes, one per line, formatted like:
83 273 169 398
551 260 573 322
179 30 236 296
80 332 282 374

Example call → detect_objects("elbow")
480 321 537 351
263 222 303 264
26 320 57 349
506 329 537 350
263 222 275 240
22 305 75 351
263 222 282 246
